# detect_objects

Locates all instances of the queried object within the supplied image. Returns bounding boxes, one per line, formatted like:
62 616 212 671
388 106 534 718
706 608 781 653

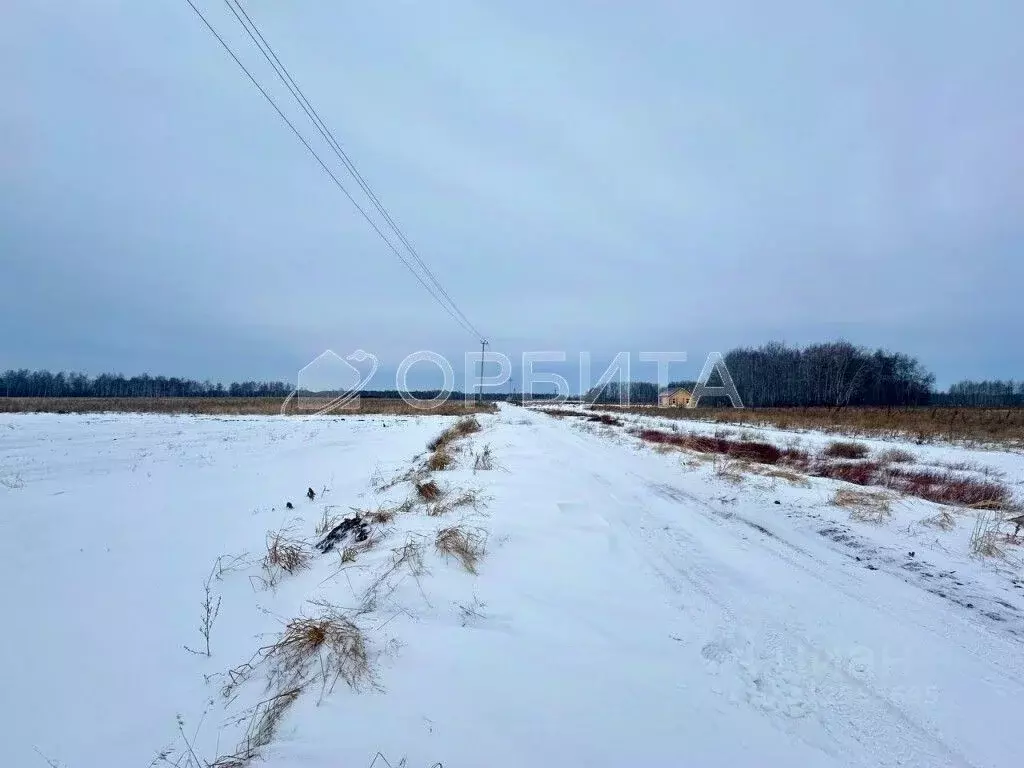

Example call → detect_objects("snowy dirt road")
1 407 1020 767
464 407 1022 768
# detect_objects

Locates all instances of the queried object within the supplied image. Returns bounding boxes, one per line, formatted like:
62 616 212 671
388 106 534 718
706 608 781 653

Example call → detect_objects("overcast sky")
2 1 1021 390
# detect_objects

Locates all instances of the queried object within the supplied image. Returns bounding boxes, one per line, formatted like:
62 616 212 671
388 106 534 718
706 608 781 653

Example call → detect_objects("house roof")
659 387 690 398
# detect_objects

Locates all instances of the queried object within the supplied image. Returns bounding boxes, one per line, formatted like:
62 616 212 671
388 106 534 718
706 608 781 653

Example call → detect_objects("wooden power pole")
477 339 489 403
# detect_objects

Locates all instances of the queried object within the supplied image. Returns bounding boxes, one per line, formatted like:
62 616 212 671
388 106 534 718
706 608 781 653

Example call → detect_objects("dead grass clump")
372 465 423 493
211 687 301 768
416 480 442 501
748 464 812 487
359 535 430 614
262 528 311 586
714 457 747 485
426 445 454 471
263 603 373 694
832 488 892 523
428 489 481 517
879 447 916 464
970 512 1005 558
824 440 871 459
340 546 357 563
922 510 956 530
586 413 622 426
473 444 494 471
428 416 482 451
435 525 487 573
364 501 409 525
652 442 683 455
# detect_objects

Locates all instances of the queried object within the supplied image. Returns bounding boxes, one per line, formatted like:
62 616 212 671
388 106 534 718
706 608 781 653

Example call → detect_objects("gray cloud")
2 0 1021 387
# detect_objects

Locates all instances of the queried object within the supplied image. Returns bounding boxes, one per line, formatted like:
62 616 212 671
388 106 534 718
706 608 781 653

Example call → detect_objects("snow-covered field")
1 406 1022 767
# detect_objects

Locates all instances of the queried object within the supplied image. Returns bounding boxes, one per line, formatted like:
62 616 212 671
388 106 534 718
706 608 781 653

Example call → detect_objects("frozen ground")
1 406 1021 767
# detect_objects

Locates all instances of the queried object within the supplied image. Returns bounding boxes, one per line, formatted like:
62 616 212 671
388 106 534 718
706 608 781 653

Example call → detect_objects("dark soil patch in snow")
317 515 370 553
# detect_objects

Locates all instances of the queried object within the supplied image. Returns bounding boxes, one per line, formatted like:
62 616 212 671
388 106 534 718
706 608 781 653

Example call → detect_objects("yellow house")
658 387 691 407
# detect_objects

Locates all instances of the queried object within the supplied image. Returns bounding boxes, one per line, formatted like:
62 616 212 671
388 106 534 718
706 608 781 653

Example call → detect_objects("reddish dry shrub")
879 447 916 463
730 441 783 464
637 429 783 465
823 441 871 459
885 468 1009 508
638 427 1011 510
813 460 884 486
780 447 812 469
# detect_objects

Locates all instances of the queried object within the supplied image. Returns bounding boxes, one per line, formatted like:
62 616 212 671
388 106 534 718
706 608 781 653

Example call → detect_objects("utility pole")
477 339 489 403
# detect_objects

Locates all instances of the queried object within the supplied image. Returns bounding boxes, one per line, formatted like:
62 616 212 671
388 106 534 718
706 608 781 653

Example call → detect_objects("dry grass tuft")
748 464 812 487
261 528 311 586
424 416 484 471
824 440 871 459
367 507 394 525
428 416 482 451
315 507 345 536
832 488 892 523
970 513 1005 558
473 444 494 471
426 445 454 471
653 442 683 455
922 509 956 530
416 480 442 501
211 688 301 768
879 447 916 464
428 489 482 517
372 465 423 493
262 602 373 694
714 457 747 485
435 525 487 574
356 535 430 615
340 546 357 563
361 500 410 525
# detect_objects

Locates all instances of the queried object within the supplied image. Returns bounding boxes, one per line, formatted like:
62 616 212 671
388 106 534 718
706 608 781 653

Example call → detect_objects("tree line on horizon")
587 341 1022 407
0 369 499 401
2 340 1021 407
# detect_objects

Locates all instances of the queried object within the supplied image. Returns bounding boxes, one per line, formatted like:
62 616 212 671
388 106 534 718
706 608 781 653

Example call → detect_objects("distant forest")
0 369 495 402
585 341 1022 407
3 340 1022 407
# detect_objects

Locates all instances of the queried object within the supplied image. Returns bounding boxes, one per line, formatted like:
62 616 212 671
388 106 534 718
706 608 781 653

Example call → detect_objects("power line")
224 0 485 342
182 0 484 340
